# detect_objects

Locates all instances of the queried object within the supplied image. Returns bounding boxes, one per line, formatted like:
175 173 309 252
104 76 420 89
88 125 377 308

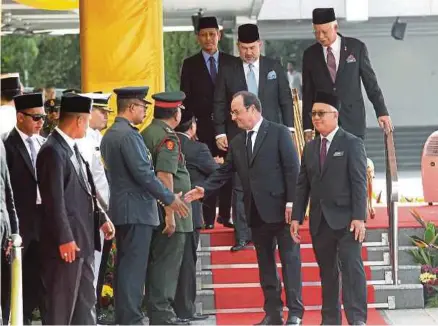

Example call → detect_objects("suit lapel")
238 60 248 91
52 130 90 194
10 129 36 180
257 57 267 98
336 36 348 80
321 129 343 177
249 119 268 166
314 137 322 176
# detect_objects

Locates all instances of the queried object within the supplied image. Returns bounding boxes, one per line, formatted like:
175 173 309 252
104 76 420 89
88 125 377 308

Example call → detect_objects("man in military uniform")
141 91 193 325
101 87 189 325
41 98 60 137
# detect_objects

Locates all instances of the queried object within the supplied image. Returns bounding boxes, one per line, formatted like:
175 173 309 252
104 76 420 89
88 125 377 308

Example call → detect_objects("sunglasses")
311 111 336 118
21 112 46 122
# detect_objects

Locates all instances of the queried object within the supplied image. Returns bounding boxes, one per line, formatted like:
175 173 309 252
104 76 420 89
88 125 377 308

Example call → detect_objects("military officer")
101 87 189 325
141 91 193 325
41 98 60 137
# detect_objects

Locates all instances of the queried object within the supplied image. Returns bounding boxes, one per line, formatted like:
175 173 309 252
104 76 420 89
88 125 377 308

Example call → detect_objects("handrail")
384 131 400 285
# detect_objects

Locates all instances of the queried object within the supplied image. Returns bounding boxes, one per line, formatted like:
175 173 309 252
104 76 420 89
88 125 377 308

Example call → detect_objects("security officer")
101 87 189 325
41 98 60 137
141 91 193 325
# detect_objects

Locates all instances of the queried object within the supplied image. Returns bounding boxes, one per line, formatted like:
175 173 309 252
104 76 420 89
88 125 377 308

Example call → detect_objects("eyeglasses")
231 105 252 116
20 112 46 122
311 111 336 118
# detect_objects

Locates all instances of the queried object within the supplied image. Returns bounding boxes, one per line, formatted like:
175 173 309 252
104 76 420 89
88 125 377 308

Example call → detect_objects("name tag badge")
333 151 344 157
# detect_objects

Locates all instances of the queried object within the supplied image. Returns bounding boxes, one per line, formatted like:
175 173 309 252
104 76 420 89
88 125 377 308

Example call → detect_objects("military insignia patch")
165 140 175 150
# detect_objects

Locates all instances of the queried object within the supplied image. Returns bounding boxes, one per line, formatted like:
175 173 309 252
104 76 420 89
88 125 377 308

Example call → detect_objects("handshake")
166 186 206 218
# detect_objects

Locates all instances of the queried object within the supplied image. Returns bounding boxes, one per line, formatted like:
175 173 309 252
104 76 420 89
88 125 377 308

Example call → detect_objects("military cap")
1 76 21 91
14 93 44 111
197 16 219 31
62 88 81 95
80 92 113 112
238 24 260 43
175 111 195 132
60 94 92 114
113 86 151 104
314 91 339 110
44 98 61 111
312 8 336 25
152 91 186 110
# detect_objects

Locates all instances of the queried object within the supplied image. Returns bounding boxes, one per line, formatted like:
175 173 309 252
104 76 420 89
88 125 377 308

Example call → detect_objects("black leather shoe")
230 240 250 252
97 311 114 325
204 224 214 229
286 315 302 325
217 216 234 228
352 321 366 326
188 313 209 321
254 314 283 325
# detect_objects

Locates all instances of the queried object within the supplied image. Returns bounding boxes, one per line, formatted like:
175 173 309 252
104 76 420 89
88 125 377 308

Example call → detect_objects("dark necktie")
209 56 217 83
246 130 254 163
327 47 337 83
320 138 328 169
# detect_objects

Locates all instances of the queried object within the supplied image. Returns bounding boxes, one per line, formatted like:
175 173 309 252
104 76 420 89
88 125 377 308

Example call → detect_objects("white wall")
361 35 438 127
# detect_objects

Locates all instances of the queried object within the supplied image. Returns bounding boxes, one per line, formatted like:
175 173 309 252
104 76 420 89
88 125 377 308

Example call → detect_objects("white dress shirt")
321 126 340 153
77 127 110 206
15 127 43 204
0 105 17 135
322 34 341 71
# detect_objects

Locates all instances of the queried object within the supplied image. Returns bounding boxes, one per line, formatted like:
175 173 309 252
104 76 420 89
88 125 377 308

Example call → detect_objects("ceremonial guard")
141 91 193 325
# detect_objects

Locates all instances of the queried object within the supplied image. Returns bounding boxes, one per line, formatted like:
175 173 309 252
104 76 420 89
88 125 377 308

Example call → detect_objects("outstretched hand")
184 186 205 203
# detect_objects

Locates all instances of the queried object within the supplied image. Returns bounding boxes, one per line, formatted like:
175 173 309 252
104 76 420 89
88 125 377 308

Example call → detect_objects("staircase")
195 226 424 325
365 126 436 172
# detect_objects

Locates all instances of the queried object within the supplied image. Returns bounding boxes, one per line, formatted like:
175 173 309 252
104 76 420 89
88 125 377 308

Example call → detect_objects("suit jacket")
202 119 299 224
302 35 388 138
0 139 18 247
177 132 219 228
100 117 175 226
3 128 45 249
213 56 294 140
180 51 236 153
292 128 367 236
36 130 104 258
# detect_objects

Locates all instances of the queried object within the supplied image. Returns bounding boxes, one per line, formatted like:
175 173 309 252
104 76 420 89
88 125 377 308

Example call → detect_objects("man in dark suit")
0 138 19 325
36 94 116 325
3 93 46 324
173 112 218 322
186 91 303 325
302 8 393 141
180 16 234 229
213 23 294 251
101 87 188 325
291 92 368 325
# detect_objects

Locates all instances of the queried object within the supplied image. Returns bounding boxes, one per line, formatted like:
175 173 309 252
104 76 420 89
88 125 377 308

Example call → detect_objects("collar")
176 131 190 139
55 127 76 151
243 58 260 70
15 126 33 143
323 34 341 52
202 50 219 64
322 126 339 143
247 117 263 134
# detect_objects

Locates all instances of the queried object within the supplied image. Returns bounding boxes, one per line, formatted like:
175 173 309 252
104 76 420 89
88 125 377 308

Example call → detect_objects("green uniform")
141 118 193 324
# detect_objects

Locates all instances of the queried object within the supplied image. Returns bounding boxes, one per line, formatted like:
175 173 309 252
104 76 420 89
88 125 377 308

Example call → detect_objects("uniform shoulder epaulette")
165 126 175 134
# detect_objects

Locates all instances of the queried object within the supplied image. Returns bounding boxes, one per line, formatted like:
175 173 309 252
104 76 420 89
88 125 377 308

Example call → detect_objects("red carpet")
216 309 387 325
201 204 437 325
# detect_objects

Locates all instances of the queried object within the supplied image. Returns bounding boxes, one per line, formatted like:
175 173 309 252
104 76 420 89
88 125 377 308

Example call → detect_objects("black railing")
384 131 400 285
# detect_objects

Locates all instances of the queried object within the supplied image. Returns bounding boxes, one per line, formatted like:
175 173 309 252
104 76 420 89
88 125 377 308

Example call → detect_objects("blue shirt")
202 50 219 76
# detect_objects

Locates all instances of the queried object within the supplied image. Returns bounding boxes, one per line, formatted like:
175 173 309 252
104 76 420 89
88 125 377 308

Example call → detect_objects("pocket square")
267 70 277 80
346 54 356 63
333 151 344 157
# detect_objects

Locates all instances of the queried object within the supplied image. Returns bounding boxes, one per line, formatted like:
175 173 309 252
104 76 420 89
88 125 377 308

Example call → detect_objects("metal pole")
9 234 23 326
